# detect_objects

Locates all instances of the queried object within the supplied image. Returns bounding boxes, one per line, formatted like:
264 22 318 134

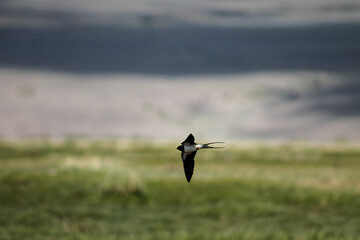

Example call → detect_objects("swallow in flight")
176 133 225 182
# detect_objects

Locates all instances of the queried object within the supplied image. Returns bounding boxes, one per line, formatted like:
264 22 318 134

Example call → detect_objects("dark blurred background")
1 0 360 141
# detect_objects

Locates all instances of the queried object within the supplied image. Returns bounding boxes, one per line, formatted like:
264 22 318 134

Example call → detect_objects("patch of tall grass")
0 140 360 239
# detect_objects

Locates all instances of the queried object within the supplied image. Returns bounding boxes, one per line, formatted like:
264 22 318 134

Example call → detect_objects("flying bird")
176 133 225 182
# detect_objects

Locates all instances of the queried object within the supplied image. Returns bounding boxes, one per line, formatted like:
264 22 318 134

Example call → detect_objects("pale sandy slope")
1 69 359 141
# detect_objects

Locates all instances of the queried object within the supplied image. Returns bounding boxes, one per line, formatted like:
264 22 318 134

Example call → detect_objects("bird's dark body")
176 133 224 183
177 133 197 182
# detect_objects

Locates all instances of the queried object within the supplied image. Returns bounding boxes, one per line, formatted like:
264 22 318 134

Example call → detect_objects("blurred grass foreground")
0 140 360 240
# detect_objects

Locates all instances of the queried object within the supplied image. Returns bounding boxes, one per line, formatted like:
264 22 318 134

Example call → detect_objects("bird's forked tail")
202 142 225 149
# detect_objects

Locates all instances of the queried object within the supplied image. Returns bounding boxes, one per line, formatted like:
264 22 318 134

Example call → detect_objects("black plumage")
182 133 195 145
181 151 196 182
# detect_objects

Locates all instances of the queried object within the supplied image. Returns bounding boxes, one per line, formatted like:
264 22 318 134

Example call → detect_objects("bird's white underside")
184 144 203 153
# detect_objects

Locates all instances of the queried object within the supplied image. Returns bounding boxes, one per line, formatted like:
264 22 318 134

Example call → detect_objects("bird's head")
176 145 184 151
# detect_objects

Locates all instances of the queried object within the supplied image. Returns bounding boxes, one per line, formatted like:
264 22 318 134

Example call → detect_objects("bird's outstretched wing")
181 133 195 145
181 151 196 182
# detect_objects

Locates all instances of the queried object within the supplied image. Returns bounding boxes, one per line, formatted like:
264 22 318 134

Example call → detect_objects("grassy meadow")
0 139 360 240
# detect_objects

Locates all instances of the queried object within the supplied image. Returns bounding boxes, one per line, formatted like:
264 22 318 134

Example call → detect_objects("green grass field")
0 140 360 240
